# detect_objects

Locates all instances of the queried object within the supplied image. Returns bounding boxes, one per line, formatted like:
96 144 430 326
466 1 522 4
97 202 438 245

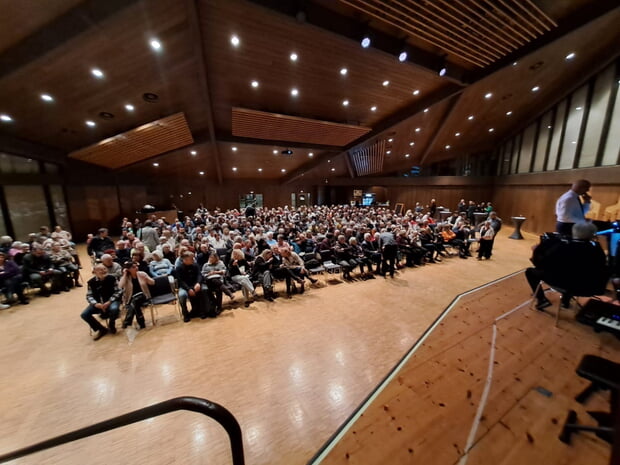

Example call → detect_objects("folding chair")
530 280 605 327
147 275 181 325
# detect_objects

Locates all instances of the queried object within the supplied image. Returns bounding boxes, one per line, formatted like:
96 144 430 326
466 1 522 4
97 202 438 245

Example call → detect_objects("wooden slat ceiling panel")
350 139 386 176
339 0 557 67
68 112 194 169
232 107 371 147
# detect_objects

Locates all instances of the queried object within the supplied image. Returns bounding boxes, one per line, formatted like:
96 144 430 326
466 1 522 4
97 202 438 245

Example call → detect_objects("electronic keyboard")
576 299 620 338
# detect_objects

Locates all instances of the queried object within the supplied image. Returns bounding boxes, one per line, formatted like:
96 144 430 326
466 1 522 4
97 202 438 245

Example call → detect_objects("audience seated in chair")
81 264 122 340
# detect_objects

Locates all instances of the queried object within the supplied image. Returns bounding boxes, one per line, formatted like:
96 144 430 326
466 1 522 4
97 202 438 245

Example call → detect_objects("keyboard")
576 299 620 338
596 316 620 331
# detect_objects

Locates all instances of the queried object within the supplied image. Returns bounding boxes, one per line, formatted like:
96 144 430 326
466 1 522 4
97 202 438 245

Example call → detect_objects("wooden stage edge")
307 269 527 465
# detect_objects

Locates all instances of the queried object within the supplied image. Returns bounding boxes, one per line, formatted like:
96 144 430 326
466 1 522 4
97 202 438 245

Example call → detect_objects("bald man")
555 179 592 237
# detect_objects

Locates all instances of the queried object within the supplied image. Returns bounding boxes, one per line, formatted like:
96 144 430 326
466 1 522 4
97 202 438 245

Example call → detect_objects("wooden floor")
2 230 614 464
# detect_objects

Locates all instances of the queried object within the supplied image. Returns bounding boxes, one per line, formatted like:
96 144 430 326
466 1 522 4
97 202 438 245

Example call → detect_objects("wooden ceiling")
0 0 618 183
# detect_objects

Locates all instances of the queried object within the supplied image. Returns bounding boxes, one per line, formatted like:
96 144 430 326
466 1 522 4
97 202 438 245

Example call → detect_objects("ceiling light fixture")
370 106 377 111
468 115 474 120
386 150 391 154
0 114 13 122
232 146 237 151
251 80 259 88
91 68 104 78
232 167 238 171
398 51 407 62
576 106 583 111
409 141 414 146
153 162 159 167
85 120 96 127
290 52 298 61
281 168 287 173
149 39 162 51
308 152 314 157
423 108 429 113
230 35 240 47
506 111 512 116
512 61 518 66
331 167 336 171
445 145 450 149
273 149 278 154
199 171 205 175
342 99 349 106
125 104 134 111
455 132 460 136
565 52 575 60
531 86 540 92
190 150 197 155
258 168 263 172
484 92 493 99
415 127 421 132
340 67 348 76
361 36 371 48
413 89 420 96
40 94 53 102
388 138 393 142
405 153 410 158
488 128 494 132
291 88 299 97
382 80 389 86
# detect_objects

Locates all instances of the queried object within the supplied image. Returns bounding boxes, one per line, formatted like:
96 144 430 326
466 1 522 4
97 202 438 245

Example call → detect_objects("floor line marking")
307 269 525 465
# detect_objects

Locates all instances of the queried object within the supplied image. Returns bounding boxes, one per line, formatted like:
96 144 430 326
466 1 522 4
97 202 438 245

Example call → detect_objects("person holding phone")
555 179 592 238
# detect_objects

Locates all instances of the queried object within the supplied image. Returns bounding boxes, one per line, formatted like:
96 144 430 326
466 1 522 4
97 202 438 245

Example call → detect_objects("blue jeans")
81 301 120 331
178 288 205 316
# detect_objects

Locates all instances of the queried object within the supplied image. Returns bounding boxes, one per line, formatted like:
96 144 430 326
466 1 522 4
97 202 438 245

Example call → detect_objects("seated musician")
526 223 610 310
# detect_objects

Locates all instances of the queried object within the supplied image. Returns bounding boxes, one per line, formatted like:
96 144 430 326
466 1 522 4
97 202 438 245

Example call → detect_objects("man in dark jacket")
22 245 63 296
81 264 122 340
88 228 115 259
175 251 206 322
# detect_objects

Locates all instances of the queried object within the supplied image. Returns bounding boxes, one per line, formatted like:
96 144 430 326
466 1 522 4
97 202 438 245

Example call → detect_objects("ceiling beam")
0 0 142 79
244 0 469 85
418 94 463 165
282 83 463 184
186 0 223 184
344 152 356 178
214 132 344 152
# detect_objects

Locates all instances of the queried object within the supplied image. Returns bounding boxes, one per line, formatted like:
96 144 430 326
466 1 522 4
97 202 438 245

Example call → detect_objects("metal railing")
0 396 244 464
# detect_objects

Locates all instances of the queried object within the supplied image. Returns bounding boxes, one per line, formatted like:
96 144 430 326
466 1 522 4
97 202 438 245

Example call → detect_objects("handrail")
0 396 244 464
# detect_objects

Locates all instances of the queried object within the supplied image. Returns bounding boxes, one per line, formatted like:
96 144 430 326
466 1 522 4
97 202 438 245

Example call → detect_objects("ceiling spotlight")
91 68 104 78
251 80 259 88
575 106 582 111
0 114 13 122
572 140 577 144
327 159 331 163
386 150 391 154
190 150 197 155
445 145 451 149
405 154 410 158
153 162 159 167
232 167 238 171
125 104 135 111
370 106 377 111
439 66 447 77
484 92 493 99
340 67 348 76
230 35 240 47
290 52 298 61
273 149 278 154
548 125 552 129
455 132 461 136
149 39 162 51
199 171 205 175
468 115 474 120
40 94 54 102
398 51 408 62
232 146 238 152
85 120 96 127
512 61 518 66
506 111 512 116
413 89 420 96
342 99 349 106
409 141 414 146
281 168 287 173
291 88 299 97
308 152 314 157
388 138 393 142
415 128 421 132
565 52 575 60
258 168 263 172
361 36 371 48
331 167 336 171
531 86 540 92
382 80 390 86
488 128 494 132
423 108 429 113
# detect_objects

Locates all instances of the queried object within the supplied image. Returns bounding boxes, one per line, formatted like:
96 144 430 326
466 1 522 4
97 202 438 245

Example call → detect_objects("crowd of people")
79 200 502 340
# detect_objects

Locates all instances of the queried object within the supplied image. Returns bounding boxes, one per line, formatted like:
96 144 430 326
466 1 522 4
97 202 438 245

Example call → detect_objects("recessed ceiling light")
361 36 371 48
484 92 493 99
565 52 575 60
230 35 240 47
439 67 447 77
415 127 421 132
405 153 410 158
413 89 420 96
488 128 494 132
342 99 349 106
382 80 389 86
370 106 377 111
232 146 237 151
506 111 512 116
190 150 197 155
0 114 13 122
331 167 336 171
232 167 238 171
512 61 518 66
531 86 540 92
455 132 460 136
85 120 96 127
386 150 391 154
251 80 259 88
308 152 314 157
149 39 162 51
388 138 393 142
445 145 450 149
291 88 299 97
468 115 474 120
290 52 298 61
258 168 263 172
153 162 159 167
423 108 429 113
273 149 278 154
409 141 414 146
125 104 134 111
188 192 191 195
572 141 577 144
340 67 348 76
548 125 552 129
281 168 286 173
327 159 331 163
199 171 205 175
40 94 54 102
91 68 104 78
398 51 407 62
575 106 582 111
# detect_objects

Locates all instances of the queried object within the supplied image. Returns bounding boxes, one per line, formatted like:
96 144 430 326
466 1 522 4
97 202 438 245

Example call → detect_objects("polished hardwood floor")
2 230 603 465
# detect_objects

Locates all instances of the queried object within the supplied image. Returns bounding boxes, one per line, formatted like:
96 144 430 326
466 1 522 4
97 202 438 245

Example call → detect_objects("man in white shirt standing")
555 179 592 237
